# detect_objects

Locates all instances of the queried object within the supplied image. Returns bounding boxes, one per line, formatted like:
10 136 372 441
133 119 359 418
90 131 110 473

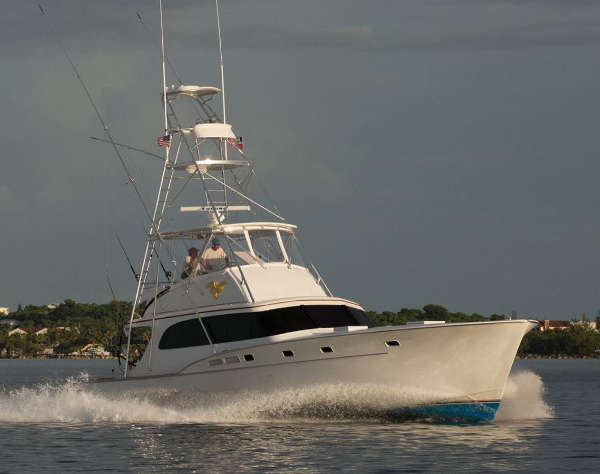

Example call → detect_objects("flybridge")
153 222 299 241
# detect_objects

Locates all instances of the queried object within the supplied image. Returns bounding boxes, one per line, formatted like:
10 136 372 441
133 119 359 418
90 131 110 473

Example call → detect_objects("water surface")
0 359 598 473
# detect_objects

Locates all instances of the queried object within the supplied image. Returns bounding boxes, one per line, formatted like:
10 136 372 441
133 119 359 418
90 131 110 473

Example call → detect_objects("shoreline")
0 355 597 360
0 355 115 360
517 354 599 359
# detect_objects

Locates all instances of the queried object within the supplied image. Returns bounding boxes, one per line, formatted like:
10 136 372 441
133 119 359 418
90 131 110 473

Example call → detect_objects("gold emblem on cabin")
206 280 227 299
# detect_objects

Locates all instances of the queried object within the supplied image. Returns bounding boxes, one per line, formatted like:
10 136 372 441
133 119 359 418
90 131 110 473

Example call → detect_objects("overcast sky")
2 0 600 319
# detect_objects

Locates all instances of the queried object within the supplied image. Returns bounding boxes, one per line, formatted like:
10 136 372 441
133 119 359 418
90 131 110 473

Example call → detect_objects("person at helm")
201 237 230 272
181 247 201 279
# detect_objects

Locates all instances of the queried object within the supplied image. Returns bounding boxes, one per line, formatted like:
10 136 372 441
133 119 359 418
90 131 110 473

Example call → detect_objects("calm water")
0 359 598 473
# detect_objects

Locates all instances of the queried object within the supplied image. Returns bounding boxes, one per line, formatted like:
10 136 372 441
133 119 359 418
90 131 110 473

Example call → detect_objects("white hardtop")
180 122 236 139
156 221 297 240
166 84 220 98
170 159 249 172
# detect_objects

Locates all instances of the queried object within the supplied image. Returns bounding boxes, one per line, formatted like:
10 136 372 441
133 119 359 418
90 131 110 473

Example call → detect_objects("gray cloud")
2 0 600 319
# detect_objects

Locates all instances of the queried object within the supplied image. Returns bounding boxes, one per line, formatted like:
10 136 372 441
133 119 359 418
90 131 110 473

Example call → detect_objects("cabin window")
248 230 285 263
304 305 366 328
320 346 333 353
158 318 210 350
280 232 305 266
243 354 255 362
282 350 294 357
203 305 373 344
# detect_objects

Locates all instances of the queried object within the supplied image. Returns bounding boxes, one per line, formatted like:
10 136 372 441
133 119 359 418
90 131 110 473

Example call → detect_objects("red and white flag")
228 136 244 151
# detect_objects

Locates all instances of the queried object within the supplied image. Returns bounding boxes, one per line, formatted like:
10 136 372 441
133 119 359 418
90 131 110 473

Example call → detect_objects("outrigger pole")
37 5 159 236
124 0 173 377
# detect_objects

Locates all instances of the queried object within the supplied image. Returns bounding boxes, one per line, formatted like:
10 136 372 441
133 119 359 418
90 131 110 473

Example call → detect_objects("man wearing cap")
201 238 230 272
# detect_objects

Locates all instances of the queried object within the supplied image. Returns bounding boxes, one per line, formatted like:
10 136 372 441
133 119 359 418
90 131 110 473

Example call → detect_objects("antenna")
159 0 169 138
215 0 228 162
216 0 227 124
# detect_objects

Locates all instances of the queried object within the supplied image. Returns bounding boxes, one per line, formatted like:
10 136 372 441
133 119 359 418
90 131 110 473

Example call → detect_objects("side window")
346 307 374 327
302 305 374 328
158 318 210 350
249 230 284 262
303 305 355 327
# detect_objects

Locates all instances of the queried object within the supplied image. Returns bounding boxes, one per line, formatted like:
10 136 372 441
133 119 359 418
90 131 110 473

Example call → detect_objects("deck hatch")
209 358 224 366
225 356 240 364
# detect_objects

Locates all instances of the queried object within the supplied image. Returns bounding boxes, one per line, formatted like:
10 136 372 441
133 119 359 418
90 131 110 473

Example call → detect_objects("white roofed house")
0 307 9 316
7 327 49 337
80 344 111 358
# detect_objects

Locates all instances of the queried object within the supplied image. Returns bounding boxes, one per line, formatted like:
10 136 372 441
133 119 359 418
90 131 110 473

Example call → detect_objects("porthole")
244 354 255 362
282 350 294 358
320 346 333 353
385 340 400 347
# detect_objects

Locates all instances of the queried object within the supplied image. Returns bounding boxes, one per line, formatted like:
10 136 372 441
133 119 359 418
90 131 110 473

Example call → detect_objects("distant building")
576 321 597 331
46 304 57 310
539 320 597 331
539 320 571 331
0 307 9 316
8 328 28 337
7 327 48 337
80 344 111 357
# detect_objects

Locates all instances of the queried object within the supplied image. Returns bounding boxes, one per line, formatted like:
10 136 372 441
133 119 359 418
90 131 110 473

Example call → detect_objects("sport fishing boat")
91 1 538 421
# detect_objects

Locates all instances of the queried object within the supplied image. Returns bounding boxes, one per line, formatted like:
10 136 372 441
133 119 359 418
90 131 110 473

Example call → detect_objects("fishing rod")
89 136 165 162
106 274 118 302
115 233 139 281
37 4 161 239
117 232 172 282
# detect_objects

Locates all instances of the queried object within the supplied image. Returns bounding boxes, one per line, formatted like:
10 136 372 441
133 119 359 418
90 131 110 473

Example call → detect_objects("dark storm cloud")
8 0 600 56
2 0 600 319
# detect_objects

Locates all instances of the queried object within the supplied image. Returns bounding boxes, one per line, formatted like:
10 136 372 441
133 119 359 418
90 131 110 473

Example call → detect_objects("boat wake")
0 370 552 424
495 369 553 421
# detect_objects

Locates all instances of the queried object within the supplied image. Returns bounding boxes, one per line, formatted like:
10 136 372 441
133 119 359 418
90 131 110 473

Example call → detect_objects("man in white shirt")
201 237 230 272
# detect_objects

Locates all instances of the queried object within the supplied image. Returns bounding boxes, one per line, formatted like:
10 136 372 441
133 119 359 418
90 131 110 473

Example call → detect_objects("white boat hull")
90 319 537 420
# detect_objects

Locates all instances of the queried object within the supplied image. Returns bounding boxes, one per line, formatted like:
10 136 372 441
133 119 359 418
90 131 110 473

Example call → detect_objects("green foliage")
369 304 490 327
518 324 600 357
2 299 599 358
0 299 131 357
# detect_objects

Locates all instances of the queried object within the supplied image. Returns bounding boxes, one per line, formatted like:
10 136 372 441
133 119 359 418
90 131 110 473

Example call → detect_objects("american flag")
157 134 171 147
228 136 244 151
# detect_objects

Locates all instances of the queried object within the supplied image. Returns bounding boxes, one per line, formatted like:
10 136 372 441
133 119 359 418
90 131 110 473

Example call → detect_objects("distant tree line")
1 300 599 358
367 304 600 358
0 299 130 357
518 324 600 357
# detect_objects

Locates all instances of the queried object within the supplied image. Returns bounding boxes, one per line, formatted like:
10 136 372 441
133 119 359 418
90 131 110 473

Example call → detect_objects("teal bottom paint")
399 401 500 422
